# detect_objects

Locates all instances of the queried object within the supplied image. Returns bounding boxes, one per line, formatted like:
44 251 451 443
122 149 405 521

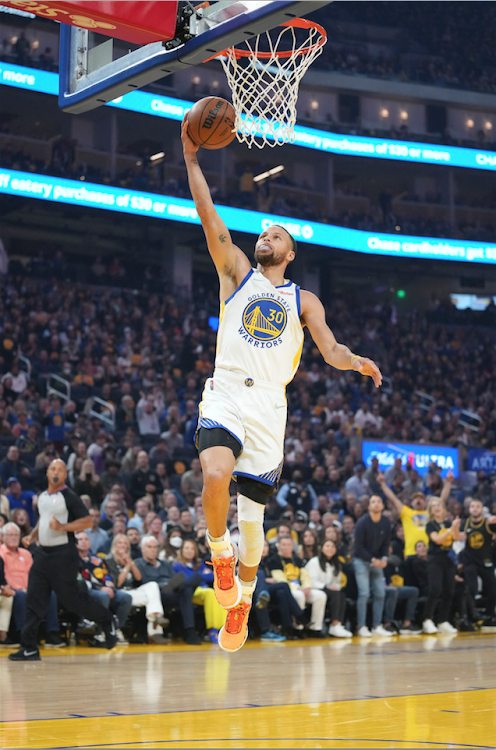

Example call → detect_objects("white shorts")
198 368 287 487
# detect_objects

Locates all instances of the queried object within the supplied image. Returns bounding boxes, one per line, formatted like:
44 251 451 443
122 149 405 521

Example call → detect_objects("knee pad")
237 476 274 505
237 494 265 568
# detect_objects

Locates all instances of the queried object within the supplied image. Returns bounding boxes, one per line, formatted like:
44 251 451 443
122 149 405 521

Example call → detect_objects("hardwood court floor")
1 632 496 749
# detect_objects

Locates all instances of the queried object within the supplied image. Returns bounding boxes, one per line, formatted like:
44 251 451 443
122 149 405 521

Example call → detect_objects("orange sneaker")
218 600 251 653
210 546 242 610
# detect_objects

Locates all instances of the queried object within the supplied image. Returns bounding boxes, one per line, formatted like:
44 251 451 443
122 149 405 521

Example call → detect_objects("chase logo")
242 298 287 341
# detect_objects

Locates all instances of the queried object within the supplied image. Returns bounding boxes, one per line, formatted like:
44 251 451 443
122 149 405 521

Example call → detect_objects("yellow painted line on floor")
2 689 496 749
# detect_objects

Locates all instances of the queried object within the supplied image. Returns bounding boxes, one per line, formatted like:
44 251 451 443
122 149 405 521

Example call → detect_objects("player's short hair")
274 225 297 256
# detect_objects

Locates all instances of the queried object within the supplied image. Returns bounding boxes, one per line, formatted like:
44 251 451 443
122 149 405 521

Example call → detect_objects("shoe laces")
225 601 251 634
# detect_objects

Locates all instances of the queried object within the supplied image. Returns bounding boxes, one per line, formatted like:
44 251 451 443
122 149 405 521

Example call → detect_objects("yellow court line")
2 689 496 749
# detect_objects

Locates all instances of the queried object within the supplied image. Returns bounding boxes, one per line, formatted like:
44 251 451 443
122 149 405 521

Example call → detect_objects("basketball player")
181 116 382 652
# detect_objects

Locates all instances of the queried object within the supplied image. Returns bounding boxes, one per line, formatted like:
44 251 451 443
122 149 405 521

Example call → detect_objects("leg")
479 565 496 616
162 588 198 640
237 494 266 591
369 567 386 628
200 445 236 539
45 591 60 634
20 555 54 650
110 590 133 629
307 589 326 632
353 558 371 629
0 595 13 638
424 557 443 622
50 552 113 627
383 587 399 625
438 559 455 623
192 587 227 631
291 587 306 611
463 563 479 604
398 586 419 625
326 589 344 625
129 584 165 636
269 582 303 629
12 590 28 631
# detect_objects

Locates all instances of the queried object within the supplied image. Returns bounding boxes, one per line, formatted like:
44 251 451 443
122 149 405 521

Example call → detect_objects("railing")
381 376 393 395
18 355 31 380
87 396 115 431
415 390 435 413
458 409 482 433
47 374 71 403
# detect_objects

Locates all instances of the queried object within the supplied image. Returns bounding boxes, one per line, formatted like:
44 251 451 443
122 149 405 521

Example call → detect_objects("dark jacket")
353 514 391 562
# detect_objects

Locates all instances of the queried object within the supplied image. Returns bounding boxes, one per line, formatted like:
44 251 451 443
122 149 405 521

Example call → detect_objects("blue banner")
2 168 496 266
362 440 459 478
467 449 496 474
2 61 496 172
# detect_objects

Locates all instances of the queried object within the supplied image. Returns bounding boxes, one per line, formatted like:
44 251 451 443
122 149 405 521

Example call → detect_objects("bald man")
9 460 118 661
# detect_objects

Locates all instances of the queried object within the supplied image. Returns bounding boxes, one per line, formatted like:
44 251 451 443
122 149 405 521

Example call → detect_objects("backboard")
58 1 331 114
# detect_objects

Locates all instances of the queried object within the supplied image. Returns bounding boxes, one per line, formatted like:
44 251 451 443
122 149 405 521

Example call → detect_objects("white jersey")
215 269 304 387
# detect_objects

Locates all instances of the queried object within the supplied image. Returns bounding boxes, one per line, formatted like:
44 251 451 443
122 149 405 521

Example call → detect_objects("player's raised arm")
181 115 250 286
300 290 383 388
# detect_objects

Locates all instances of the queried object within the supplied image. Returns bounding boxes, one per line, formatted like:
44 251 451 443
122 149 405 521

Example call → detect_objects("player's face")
255 226 294 267
470 500 484 519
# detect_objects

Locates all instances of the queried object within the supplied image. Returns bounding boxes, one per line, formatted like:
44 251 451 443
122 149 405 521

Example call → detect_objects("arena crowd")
0 264 495 647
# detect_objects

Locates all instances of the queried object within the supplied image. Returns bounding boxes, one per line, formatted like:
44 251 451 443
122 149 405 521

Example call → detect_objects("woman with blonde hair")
105 533 169 644
74 457 104 507
422 495 460 635
173 539 227 644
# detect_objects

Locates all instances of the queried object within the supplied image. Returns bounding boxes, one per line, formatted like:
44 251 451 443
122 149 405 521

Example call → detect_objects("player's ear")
286 249 296 263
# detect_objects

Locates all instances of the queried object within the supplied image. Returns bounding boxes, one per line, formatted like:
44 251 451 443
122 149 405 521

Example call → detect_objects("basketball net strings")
220 25 325 149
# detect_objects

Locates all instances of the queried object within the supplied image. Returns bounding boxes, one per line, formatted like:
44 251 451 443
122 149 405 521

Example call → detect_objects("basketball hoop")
215 18 327 149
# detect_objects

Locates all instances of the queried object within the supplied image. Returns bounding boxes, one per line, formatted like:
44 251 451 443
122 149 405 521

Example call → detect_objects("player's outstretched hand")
181 113 199 157
351 356 383 388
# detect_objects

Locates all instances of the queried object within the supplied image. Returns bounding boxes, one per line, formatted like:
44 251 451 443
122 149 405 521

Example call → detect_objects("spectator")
42 395 65 451
2 362 28 395
460 498 496 628
128 498 152 534
298 528 319 564
407 540 429 597
173 539 226 644
422 496 460 635
364 457 382 496
86 508 108 553
276 471 318 515
0 553 16 647
136 395 161 437
0 522 63 647
384 458 404 486
126 527 143 559
253 539 304 640
74 459 104 508
305 539 352 638
0 447 32 490
5 478 37 526
129 451 161 502
345 462 370 498
10 508 31 541
76 531 132 645
352 495 391 637
105 533 169 644
180 458 203 506
178 509 195 540
160 527 183 561
382 553 421 635
268 535 327 637
98 516 128 555
135 535 202 645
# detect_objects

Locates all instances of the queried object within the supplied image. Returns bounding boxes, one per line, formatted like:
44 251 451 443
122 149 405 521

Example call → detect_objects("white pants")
128 582 164 636
292 587 326 631
0 595 13 631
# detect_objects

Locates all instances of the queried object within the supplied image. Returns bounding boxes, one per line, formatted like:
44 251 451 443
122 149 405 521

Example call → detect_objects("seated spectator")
126 527 143 560
173 539 226 644
98 516 128 555
10 508 31 542
147 515 164 547
100 460 123 494
305 540 352 638
382 550 421 635
345 462 370 498
128 498 152 535
292 510 309 543
5 478 37 526
266 520 298 549
0 522 63 647
105 533 169 644
180 458 203 507
0 553 16 647
308 509 322 533
135 535 202 645
76 531 132 644
86 508 109 554
2 362 28 396
160 527 183 561
178 509 195 540
391 523 405 559
352 495 391 637
298 528 319 564
276 471 318 515
407 540 429 597
129 451 161 503
74 458 104 508
268 535 327 637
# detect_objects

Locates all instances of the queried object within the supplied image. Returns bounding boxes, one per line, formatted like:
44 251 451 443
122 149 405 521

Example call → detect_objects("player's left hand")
49 515 64 531
351 357 383 388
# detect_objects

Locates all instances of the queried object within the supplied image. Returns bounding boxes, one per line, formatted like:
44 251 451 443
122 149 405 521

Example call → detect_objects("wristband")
350 355 361 366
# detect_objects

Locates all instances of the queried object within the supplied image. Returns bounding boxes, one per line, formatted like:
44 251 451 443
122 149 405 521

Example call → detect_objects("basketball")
186 96 236 150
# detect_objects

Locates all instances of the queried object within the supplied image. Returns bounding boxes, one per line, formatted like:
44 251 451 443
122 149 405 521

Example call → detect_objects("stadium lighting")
253 165 284 183
397 289 406 298
380 108 389 118
400 111 408 120
150 152 165 161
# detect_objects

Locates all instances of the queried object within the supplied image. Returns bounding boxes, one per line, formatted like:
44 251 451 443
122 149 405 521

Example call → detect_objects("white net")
219 20 326 149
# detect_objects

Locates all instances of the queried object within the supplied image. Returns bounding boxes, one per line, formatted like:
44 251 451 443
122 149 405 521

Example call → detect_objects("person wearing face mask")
159 527 184 561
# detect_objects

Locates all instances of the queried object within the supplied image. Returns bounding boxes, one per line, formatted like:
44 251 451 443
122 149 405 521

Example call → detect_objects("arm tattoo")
190 158 198 165
219 234 227 243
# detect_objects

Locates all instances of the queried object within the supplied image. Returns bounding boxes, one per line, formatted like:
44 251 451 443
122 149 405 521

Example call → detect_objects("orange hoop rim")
212 17 327 61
